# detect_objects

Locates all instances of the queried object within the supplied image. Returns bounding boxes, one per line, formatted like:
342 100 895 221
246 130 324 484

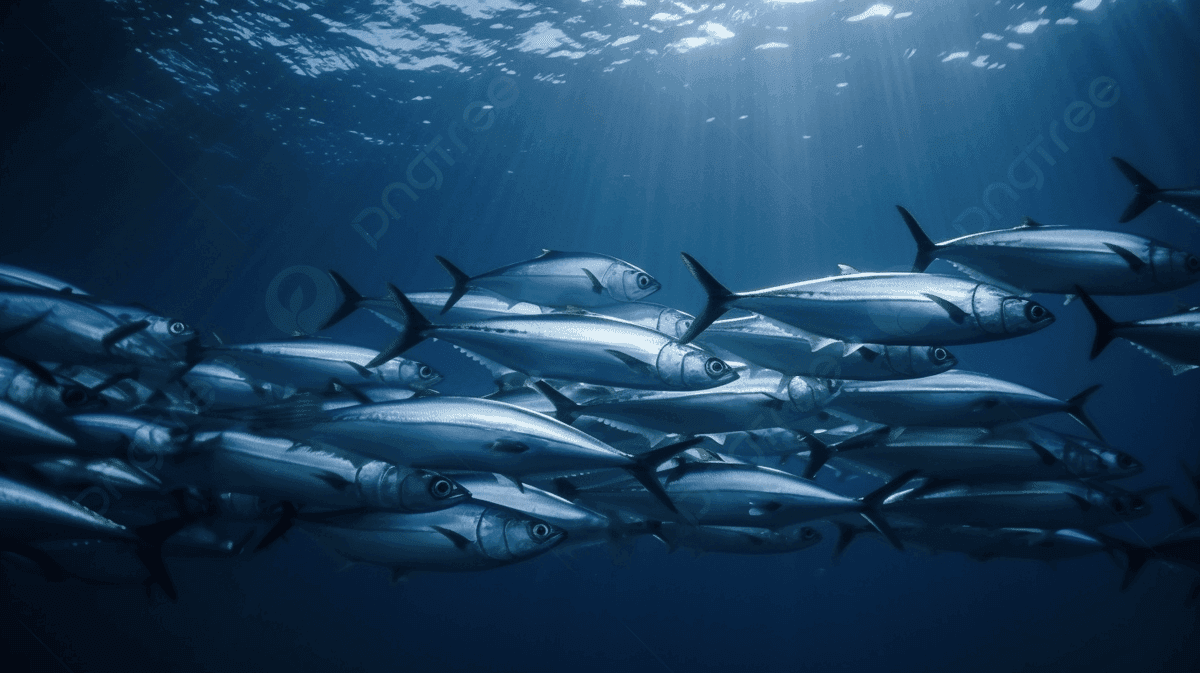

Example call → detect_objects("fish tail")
678 253 736 344
1095 532 1153 591
1075 287 1119 360
134 514 198 601
323 270 366 329
793 430 833 480
857 469 919 552
1112 157 1161 223
895 206 939 272
832 521 863 562
434 256 472 315
254 501 299 552
626 437 704 514
1065 383 1104 441
365 284 434 368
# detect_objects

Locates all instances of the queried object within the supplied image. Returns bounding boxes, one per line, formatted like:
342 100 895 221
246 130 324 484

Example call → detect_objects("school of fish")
0 157 1197 600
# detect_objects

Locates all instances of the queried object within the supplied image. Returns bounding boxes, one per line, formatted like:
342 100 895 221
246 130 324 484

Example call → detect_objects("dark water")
2 0 1199 671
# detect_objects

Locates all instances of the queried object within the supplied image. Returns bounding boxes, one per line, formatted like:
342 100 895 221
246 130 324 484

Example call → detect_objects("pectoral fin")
1103 243 1146 272
605 349 657 377
582 268 604 294
921 293 968 324
431 526 471 550
101 320 151 349
344 361 374 378
1066 493 1093 512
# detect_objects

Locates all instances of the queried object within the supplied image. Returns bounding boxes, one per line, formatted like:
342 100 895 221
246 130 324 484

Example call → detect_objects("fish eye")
1129 496 1146 511
1117 454 1134 469
637 273 651 289
529 522 552 541
61 387 89 407
169 321 188 335
705 358 727 377
1025 303 1048 322
931 347 948 362
419 365 434 379
429 478 455 499
1187 255 1199 272
801 527 817 540
1110 498 1127 514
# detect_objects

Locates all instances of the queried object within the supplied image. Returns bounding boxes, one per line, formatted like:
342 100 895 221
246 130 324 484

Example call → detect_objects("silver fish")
279 396 701 511
827 371 1102 437
835 520 1111 564
0 399 76 449
297 503 565 575
0 473 135 542
989 424 1142 481
0 263 90 295
881 479 1151 530
166 430 469 512
1113 157 1200 223
0 288 186 371
677 254 1054 346
435 249 661 312
367 285 737 391
579 302 695 339
697 314 957 380
61 413 191 460
207 340 442 391
534 370 837 436
565 459 914 548
897 206 1199 294
1078 289 1200 375
0 358 123 416
444 472 611 545
653 522 822 555
29 457 162 492
815 426 1133 484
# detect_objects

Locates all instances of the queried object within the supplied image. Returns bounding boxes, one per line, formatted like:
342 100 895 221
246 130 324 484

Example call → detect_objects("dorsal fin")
1020 217 1045 227
837 264 861 275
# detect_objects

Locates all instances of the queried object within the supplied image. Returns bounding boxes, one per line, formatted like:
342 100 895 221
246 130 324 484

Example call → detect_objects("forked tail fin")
1112 157 1161 223
895 206 939 273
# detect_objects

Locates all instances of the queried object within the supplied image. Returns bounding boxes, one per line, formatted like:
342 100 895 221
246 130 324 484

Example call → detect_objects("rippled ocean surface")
2 1 1199 671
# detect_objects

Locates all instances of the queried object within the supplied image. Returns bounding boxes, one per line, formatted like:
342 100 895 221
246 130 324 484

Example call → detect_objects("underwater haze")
2 0 1200 671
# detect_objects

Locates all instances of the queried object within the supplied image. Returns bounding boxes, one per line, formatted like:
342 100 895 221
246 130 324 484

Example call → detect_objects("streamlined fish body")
1112 157 1200 223
0 474 135 542
444 472 611 544
897 206 1199 294
298 503 565 574
653 521 822 555
699 314 957 380
828 371 1101 435
208 341 442 391
677 255 1054 347
1078 290 1200 375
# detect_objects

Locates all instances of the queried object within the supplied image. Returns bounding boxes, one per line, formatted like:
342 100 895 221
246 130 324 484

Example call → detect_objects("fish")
0 263 90 295
205 340 443 392
987 424 1142 481
59 413 192 461
364 284 738 391
0 288 188 372
896 206 1199 295
296 503 565 576
834 520 1114 565
442 472 612 545
652 522 822 555
262 395 702 512
1077 288 1200 375
435 250 661 313
1112 157 1200 223
0 399 77 450
676 254 1054 347
534 371 838 436
28 456 162 492
0 357 136 416
696 314 958 380
163 430 470 513
880 479 1151 531
561 455 915 549
1104 499 1200 594
578 302 695 340
813 426 1131 484
827 371 1103 437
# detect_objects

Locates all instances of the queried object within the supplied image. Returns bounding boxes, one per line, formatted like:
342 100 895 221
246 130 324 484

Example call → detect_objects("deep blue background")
2 1 1199 671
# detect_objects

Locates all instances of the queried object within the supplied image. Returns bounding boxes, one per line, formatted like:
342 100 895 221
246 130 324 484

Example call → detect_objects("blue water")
2 0 1199 671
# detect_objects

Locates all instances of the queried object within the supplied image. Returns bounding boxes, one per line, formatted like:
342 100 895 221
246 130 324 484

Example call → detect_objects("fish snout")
1001 297 1054 335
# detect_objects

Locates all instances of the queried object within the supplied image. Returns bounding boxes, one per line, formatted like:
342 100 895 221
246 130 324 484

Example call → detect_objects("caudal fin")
858 469 919 551
365 284 434 368
1096 533 1154 591
626 437 704 514
1065 384 1104 440
434 256 472 315
135 515 198 601
323 270 366 329
895 206 939 273
795 430 833 480
678 253 737 344
1075 287 1120 360
1112 157 1161 223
